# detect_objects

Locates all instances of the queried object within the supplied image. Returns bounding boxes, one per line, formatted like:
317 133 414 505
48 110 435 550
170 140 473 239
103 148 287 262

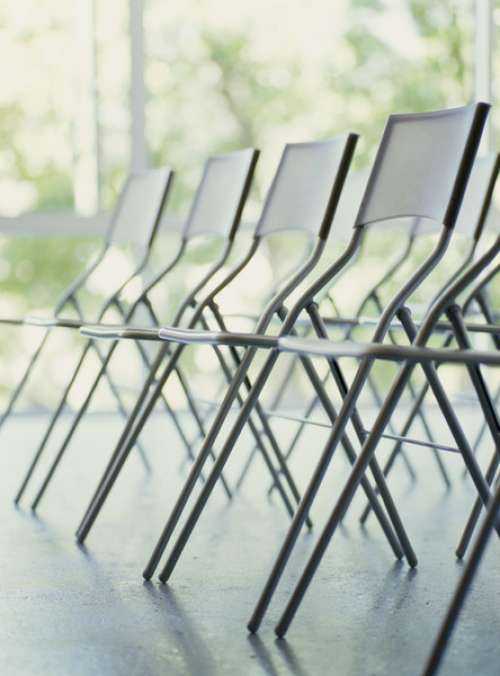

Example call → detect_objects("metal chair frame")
0 170 172 436
269 230 498 638
359 260 500 529
244 153 499 501
6 169 177 487
238 225 423 493
359 153 499 525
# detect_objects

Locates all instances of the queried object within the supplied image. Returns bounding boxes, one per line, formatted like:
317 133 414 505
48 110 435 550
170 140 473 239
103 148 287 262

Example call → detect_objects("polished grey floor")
0 409 498 675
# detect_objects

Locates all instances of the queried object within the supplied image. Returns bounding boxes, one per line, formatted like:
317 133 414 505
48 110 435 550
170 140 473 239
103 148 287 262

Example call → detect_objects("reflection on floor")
0 410 498 675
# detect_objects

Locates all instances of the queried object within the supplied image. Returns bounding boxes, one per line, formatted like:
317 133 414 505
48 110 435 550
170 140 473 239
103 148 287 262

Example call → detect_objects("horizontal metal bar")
24 316 83 329
366 429 460 454
263 409 460 453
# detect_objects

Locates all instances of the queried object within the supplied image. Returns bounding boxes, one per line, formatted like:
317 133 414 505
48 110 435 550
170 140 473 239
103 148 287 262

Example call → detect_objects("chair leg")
148 333 411 584
237 350 305 491
267 356 417 503
264 308 413 558
273 362 415 638
202 311 303 509
456 454 499 559
0 331 50 433
208 341 298 518
399 312 498 534
248 359 417 634
143 348 282 580
75 343 257 544
28 338 160 510
443 305 500 558
273 342 499 637
156 356 414 599
360 382 429 524
461 384 500 479
75 344 171 533
371 296 439 484
297 350 405 560
14 341 94 505
422 481 500 676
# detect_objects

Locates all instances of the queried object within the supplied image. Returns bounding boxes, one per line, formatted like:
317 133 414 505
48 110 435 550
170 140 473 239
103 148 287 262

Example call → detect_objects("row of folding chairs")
1 102 499 674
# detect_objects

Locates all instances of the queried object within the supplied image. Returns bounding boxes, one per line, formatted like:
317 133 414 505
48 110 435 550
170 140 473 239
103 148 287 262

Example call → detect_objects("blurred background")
0 0 498 411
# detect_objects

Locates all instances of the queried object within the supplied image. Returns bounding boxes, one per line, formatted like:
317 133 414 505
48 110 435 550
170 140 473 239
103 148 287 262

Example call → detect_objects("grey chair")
17 149 260 509
0 168 173 439
358 151 499 525
3 168 175 484
254 103 492 637
274 233 498 639
244 153 498 503
241 171 423 493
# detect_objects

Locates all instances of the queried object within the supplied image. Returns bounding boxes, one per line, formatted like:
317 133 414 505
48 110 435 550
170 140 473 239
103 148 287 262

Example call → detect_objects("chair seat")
24 316 83 329
80 323 160 341
278 336 500 366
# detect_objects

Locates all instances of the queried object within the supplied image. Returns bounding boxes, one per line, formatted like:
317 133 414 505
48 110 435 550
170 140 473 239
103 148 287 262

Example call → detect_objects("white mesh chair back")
355 104 490 230
256 136 358 241
455 153 499 240
108 167 172 248
184 149 258 241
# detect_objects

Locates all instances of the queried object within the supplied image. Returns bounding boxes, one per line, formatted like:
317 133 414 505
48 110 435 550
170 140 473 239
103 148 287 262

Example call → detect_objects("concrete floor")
0 409 499 675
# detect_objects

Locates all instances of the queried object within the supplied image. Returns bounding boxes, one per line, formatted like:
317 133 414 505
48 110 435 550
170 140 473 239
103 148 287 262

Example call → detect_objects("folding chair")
29 144 331 518
359 151 499 525
0 168 173 439
6 168 179 488
18 148 260 509
269 213 498 637
244 153 497 501
94 104 489 632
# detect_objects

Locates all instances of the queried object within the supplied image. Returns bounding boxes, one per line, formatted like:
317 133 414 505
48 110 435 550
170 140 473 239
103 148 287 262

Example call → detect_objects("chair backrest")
108 167 173 248
355 103 490 230
455 152 499 240
255 136 358 241
184 149 259 241
107 167 173 248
